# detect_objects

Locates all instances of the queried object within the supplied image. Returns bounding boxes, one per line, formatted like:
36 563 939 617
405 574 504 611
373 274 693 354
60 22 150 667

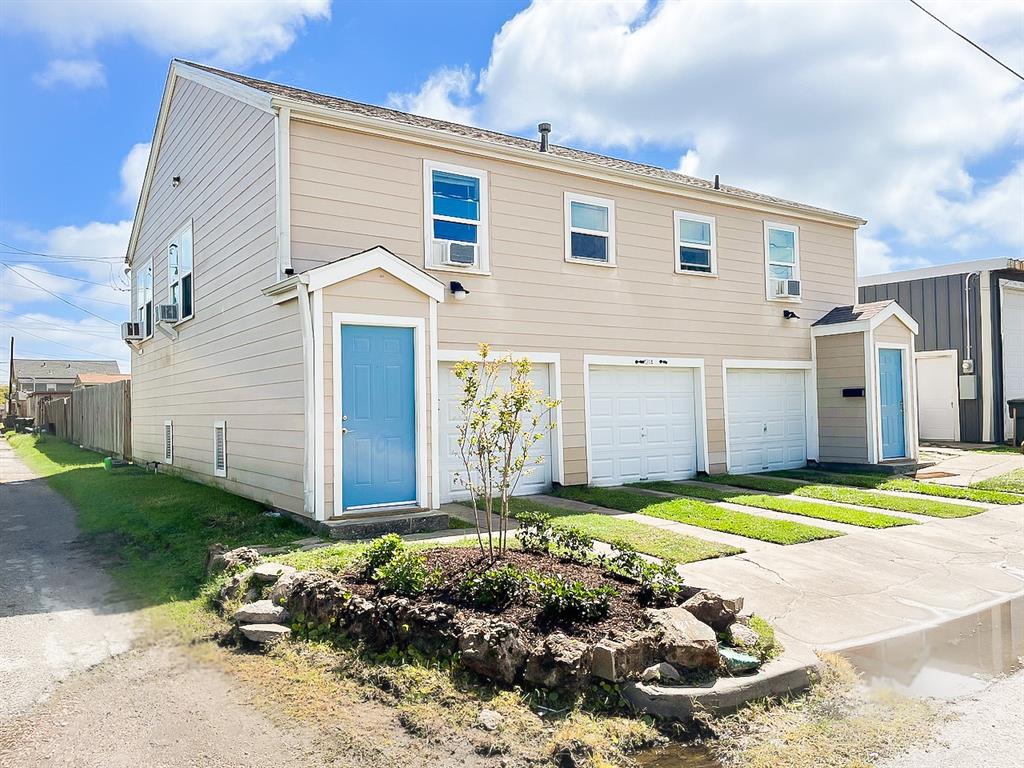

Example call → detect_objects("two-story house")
124 61 919 533
12 358 121 424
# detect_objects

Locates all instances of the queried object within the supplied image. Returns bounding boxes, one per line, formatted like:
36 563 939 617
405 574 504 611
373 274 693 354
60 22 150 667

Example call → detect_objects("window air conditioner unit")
121 321 143 341
433 239 476 267
770 278 801 298
156 303 179 323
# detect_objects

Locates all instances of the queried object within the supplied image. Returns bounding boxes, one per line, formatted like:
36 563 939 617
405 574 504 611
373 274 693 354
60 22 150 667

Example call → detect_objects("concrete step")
316 509 449 540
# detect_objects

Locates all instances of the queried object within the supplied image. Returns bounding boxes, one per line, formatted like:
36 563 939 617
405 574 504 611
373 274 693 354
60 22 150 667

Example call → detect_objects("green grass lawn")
551 486 841 545
632 480 916 529
972 468 1024 495
695 474 982 520
6 432 312 606
772 468 1021 505
474 496 744 563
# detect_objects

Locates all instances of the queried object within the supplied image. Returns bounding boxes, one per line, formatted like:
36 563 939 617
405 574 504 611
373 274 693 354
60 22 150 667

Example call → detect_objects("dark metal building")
859 258 1024 444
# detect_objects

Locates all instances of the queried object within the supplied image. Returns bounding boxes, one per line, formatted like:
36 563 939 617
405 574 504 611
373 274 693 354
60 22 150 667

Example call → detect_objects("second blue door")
878 348 906 459
341 325 416 509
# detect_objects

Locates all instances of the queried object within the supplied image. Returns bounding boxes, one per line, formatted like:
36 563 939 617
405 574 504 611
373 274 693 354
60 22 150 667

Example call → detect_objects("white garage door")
1002 285 1024 440
726 368 807 474
588 366 698 486
437 361 554 503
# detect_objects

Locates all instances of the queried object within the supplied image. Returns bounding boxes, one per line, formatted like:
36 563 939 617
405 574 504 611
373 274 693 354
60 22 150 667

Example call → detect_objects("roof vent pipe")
538 122 551 152
714 174 720 190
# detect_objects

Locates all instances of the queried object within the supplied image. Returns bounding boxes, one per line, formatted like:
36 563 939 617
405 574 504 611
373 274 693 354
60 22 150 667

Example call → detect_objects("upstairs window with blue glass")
565 193 615 265
764 221 801 300
425 161 488 270
674 211 716 275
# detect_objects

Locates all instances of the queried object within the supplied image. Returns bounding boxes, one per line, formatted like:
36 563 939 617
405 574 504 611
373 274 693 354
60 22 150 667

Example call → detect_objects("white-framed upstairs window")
564 192 615 266
134 259 153 340
167 220 194 322
674 211 716 275
423 160 489 273
764 221 801 301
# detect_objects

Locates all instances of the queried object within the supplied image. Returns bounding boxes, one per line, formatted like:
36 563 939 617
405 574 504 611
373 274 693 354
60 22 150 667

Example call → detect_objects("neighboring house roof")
859 257 1024 286
75 373 131 386
13 359 120 381
811 300 919 336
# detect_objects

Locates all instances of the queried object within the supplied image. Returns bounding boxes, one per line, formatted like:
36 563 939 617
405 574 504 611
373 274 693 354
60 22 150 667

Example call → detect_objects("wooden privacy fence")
40 380 132 460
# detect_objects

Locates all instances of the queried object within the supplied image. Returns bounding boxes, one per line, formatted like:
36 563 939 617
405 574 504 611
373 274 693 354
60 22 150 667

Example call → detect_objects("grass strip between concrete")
772 469 1021 505
633 480 916 529
694 474 982 520
971 468 1024 496
551 486 842 545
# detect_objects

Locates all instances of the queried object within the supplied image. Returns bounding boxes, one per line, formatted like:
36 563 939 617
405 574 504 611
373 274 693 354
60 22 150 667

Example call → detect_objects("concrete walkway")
918 443 1024 487
0 439 136 723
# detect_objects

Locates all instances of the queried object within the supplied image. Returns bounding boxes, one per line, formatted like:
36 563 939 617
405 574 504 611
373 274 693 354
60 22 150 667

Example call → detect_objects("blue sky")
1 0 1021 371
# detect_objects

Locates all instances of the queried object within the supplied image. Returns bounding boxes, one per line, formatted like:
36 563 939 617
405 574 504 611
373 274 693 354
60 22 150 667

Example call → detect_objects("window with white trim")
764 221 801 300
134 260 153 339
213 421 227 477
424 160 488 271
565 193 615 265
674 211 716 275
167 221 194 322
163 420 173 464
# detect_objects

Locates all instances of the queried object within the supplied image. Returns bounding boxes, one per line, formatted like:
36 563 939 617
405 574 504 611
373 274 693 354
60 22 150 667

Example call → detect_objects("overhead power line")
907 0 1024 81
0 264 120 326
3 326 118 360
0 241 123 262
3 262 131 291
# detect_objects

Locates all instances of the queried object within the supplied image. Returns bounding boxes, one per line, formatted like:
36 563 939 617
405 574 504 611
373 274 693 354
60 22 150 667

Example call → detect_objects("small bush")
600 540 647 579
531 574 616 624
517 511 555 554
360 534 405 579
747 614 783 663
374 550 434 596
636 561 684 606
552 527 595 563
458 565 526 609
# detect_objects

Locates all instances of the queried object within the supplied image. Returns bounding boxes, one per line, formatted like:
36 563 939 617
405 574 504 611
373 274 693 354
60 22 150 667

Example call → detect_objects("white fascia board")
859 258 1014 286
124 61 274 268
275 97 866 230
867 302 919 335
304 246 446 301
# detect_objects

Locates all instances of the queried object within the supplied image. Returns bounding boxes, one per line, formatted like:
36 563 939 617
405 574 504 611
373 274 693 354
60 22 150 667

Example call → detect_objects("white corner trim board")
331 313 428 517
274 105 292 279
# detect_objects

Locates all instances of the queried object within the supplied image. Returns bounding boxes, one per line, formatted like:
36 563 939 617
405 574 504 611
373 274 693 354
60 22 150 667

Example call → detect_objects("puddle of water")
634 743 721 768
840 596 1024 698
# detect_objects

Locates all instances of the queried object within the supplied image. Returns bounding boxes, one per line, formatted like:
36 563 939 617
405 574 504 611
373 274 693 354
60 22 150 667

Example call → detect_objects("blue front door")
878 348 906 459
341 325 416 509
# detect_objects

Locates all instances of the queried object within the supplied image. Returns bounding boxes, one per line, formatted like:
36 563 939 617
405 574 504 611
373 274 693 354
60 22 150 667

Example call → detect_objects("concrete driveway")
0 439 137 722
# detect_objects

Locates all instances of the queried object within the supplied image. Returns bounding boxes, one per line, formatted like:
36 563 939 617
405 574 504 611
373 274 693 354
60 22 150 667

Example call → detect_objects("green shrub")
458 565 526 609
531 574 617 623
552 527 595 563
599 541 685 606
747 614 783 663
374 550 433 596
600 540 647 579
517 511 555 554
360 533 405 579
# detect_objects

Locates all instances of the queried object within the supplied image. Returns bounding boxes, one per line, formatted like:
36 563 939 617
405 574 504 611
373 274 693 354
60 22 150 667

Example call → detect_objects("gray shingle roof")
13 359 120 381
180 61 864 225
811 300 896 327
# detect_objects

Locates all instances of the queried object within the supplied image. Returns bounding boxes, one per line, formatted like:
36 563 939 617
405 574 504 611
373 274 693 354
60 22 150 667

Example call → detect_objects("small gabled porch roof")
810 299 919 337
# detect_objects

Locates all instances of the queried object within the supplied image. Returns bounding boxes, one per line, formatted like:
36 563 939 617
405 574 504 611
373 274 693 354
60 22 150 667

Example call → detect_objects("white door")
1001 285 1024 439
587 366 698 486
915 352 959 441
437 361 554 503
726 368 807 474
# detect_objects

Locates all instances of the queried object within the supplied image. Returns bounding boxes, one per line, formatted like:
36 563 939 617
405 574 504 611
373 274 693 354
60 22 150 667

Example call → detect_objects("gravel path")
880 669 1024 768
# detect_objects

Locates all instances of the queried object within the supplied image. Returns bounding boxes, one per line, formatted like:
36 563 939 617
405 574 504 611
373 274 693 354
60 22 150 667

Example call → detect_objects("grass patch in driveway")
502 496 743 562
551 486 841 545
972 468 1024 495
773 468 1021 505
695 473 981 519
633 480 915 529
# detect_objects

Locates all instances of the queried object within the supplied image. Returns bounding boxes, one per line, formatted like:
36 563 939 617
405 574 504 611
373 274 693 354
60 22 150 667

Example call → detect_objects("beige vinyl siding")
290 120 858 480
320 269 434 517
130 77 306 512
815 332 868 463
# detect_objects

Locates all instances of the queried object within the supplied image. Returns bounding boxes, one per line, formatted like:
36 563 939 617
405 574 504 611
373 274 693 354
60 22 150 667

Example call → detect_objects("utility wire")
2 262 130 291
907 0 1024 81
1 263 131 308
0 317 117 341
0 241 122 262
3 326 117 359
0 264 120 326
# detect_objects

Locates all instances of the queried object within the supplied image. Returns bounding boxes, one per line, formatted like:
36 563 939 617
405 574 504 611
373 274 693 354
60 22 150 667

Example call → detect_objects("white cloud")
119 143 150 210
388 66 477 124
33 58 106 89
7 0 330 68
413 0 1023 271
1 315 128 370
